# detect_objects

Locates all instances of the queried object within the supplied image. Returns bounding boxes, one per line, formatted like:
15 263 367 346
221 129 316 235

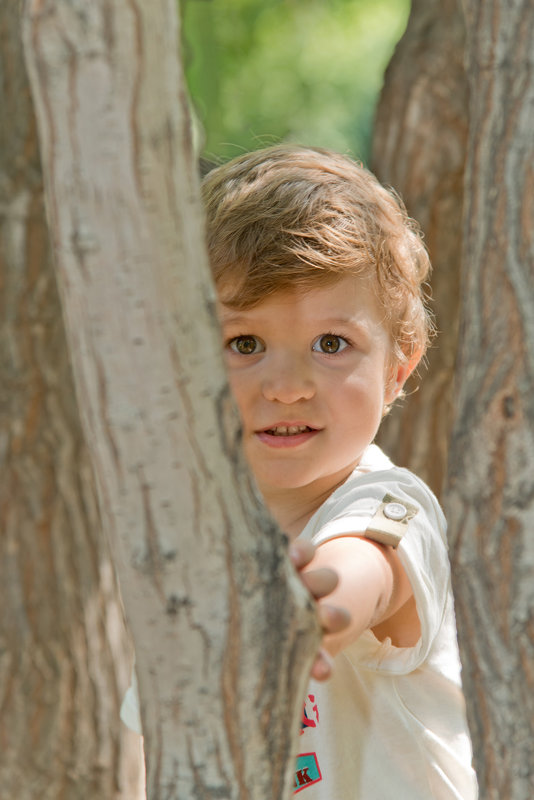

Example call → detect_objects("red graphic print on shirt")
300 693 320 734
295 694 322 791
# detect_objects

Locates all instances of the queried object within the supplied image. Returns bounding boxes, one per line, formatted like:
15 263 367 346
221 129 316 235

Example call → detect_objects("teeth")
269 425 310 436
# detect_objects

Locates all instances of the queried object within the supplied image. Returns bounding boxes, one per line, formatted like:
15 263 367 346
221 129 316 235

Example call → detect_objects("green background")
182 0 409 166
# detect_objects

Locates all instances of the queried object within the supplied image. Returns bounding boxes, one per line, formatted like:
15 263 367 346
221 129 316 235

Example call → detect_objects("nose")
261 351 315 404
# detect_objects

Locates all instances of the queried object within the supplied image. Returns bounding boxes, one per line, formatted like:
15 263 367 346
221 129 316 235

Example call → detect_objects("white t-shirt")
294 444 477 799
121 444 477 799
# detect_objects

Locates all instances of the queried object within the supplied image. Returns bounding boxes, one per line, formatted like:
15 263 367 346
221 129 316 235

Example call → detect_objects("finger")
288 539 315 570
310 648 334 682
317 603 351 635
300 566 338 600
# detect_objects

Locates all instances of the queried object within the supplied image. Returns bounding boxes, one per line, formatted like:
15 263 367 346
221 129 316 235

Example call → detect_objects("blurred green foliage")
181 0 409 165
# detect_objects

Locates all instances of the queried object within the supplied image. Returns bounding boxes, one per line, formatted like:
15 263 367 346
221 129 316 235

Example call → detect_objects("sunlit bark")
445 2 534 797
0 4 143 797
22 1 319 798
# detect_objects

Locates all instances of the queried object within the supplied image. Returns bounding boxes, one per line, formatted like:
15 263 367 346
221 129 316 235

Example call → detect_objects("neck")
267 497 321 540
261 472 353 539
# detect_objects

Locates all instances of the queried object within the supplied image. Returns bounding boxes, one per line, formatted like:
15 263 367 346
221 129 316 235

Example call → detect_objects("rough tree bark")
372 0 469 498
0 4 143 798
22 1 319 798
375 1 534 794
445 2 534 798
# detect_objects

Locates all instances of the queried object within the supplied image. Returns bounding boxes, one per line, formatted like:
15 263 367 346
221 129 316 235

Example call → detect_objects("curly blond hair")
202 145 433 365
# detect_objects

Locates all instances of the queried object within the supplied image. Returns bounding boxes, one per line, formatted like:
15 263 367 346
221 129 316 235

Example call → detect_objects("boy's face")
219 275 406 511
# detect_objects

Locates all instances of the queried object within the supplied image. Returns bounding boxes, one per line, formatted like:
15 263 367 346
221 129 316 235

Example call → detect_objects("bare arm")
303 535 420 658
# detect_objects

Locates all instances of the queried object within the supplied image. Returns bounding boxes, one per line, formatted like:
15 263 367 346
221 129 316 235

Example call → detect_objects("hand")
289 539 351 681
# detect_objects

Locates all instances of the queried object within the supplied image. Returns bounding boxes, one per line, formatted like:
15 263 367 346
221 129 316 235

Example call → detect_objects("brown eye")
229 335 264 355
312 334 348 354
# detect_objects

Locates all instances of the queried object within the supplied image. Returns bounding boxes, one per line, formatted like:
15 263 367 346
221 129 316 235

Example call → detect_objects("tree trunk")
445 2 534 797
375 1 534 793
372 0 468 498
22 2 319 798
0 4 143 798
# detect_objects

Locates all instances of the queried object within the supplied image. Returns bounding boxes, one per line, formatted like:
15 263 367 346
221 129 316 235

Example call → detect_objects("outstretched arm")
302 536 420 658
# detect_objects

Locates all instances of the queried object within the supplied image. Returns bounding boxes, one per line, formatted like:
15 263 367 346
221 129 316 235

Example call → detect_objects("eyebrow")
220 311 371 337
318 315 364 326
219 312 359 323
218 309 251 326
312 316 374 337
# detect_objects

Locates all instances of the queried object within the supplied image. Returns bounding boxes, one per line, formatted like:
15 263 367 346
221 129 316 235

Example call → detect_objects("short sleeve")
300 468 451 675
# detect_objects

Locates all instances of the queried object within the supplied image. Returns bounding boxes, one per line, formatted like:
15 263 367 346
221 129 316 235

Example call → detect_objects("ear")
384 349 423 405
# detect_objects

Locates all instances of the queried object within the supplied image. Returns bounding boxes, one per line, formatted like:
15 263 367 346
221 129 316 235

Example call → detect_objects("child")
201 145 477 799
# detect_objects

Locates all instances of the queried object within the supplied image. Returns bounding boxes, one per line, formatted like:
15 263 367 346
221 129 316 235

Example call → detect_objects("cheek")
341 373 387 419
343 367 384 397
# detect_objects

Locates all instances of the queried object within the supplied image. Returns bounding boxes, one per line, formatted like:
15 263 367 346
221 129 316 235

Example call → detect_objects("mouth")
263 424 315 437
254 423 320 448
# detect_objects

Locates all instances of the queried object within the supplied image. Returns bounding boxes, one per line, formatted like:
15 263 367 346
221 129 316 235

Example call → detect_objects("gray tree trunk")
22 1 319 798
0 4 143 798
372 0 468 498
445 2 534 797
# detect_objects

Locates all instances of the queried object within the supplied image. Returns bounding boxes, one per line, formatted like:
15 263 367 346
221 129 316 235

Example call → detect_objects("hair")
201 144 434 366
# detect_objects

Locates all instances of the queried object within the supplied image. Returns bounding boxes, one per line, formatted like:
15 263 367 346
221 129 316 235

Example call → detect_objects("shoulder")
302 446 445 548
